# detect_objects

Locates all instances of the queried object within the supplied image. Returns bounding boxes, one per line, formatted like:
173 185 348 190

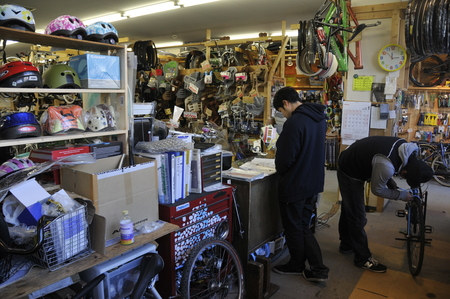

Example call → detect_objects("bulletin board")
341 101 371 145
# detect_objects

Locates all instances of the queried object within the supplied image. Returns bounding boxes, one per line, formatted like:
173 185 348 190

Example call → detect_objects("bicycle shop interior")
0 0 449 299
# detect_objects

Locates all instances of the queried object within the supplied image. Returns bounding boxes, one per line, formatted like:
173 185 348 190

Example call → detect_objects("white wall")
346 18 393 102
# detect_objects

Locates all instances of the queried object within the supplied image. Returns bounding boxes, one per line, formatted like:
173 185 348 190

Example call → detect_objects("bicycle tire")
180 237 244 299
409 55 446 87
406 198 425 276
431 151 450 187
416 143 436 164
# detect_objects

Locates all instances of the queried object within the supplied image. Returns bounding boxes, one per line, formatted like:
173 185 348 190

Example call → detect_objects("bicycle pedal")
425 225 434 234
395 210 406 217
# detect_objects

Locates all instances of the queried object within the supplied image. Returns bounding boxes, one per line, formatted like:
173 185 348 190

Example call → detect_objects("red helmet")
0 61 42 88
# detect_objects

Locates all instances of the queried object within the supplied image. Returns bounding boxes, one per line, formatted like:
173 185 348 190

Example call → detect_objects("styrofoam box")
69 54 120 89
79 243 157 299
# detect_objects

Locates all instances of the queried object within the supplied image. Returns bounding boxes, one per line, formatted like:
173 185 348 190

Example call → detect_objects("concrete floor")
268 170 450 299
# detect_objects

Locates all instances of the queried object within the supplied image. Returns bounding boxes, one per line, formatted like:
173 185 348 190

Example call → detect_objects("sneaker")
302 269 328 282
273 263 303 275
360 257 387 273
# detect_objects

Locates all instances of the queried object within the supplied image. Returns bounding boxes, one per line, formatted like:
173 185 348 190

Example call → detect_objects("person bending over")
337 136 433 273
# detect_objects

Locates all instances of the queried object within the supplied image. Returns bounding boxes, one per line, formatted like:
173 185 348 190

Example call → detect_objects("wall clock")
378 44 407 72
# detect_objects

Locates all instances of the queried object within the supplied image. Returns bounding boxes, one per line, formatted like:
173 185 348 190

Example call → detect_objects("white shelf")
0 88 125 94
0 130 128 147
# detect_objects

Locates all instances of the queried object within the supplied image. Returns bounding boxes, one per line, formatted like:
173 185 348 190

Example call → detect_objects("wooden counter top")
0 222 179 299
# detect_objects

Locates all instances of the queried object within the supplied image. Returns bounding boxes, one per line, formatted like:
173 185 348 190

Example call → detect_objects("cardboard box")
81 142 123 159
69 54 120 89
60 155 159 249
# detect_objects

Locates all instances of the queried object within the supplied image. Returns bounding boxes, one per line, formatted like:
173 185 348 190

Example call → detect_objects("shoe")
273 263 303 275
302 269 328 282
360 257 387 273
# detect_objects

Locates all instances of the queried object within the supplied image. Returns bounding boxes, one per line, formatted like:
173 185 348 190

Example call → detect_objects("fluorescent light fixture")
156 41 184 48
126 2 180 18
84 13 127 25
178 0 221 7
229 33 261 40
272 31 296 37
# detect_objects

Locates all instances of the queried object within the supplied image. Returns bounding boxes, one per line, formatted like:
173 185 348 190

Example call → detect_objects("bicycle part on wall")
405 0 450 60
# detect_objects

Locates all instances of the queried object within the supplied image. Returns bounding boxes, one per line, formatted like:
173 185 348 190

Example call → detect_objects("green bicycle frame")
323 0 349 72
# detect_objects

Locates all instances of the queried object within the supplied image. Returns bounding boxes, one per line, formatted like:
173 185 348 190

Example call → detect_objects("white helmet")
0 4 35 32
86 104 117 132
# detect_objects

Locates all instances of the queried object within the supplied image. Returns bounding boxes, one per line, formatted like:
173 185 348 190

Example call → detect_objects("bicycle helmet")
0 61 42 88
42 64 81 89
0 4 35 32
42 105 85 134
44 15 86 39
0 158 35 177
86 104 117 132
0 112 41 139
85 21 118 44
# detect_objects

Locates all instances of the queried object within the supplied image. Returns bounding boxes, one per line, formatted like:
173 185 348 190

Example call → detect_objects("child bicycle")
395 185 433 276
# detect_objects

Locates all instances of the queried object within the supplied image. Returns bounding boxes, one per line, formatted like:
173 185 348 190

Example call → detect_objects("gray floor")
268 170 450 299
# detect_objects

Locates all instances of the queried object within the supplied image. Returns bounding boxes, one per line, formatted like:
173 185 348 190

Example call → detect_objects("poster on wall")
340 101 371 145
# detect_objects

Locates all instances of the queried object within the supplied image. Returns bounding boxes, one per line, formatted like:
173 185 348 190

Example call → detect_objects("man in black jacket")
272 87 329 282
337 136 433 273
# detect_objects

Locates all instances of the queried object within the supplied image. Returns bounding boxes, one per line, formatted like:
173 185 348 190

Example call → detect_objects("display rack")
0 27 129 152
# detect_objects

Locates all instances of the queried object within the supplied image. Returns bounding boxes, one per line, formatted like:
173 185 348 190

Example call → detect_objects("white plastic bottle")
120 210 134 245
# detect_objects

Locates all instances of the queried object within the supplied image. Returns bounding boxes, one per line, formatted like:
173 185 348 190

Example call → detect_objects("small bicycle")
395 186 433 276
414 141 450 187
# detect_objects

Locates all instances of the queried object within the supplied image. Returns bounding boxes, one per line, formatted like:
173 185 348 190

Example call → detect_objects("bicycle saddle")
130 253 164 299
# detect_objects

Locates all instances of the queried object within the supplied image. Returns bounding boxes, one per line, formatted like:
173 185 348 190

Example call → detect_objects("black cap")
405 158 434 188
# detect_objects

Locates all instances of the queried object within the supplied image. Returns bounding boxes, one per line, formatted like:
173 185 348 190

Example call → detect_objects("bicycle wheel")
180 237 244 299
409 55 446 87
431 151 450 187
406 198 425 276
416 143 436 164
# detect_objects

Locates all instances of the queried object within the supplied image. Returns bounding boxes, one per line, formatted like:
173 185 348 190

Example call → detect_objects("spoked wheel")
431 152 450 187
180 237 244 299
406 198 425 276
409 55 446 87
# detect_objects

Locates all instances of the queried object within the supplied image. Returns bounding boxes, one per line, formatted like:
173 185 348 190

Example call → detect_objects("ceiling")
5 0 323 54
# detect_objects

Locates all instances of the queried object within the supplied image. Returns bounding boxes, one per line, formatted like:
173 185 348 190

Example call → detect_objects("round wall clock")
378 44 407 72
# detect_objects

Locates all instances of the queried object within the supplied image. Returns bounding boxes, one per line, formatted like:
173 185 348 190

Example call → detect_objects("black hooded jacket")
275 102 327 201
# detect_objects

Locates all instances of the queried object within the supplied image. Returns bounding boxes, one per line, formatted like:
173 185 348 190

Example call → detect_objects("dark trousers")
337 168 372 266
279 194 329 277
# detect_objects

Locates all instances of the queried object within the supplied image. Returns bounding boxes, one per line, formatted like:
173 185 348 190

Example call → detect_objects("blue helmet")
0 112 41 139
85 21 118 44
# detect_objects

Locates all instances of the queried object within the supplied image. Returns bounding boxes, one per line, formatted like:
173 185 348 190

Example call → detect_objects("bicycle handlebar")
0 216 47 255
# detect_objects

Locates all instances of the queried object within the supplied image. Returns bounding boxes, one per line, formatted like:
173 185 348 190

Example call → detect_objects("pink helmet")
0 158 35 177
44 15 86 39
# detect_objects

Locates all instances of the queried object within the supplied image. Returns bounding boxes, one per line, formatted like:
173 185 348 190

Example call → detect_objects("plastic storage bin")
79 243 157 299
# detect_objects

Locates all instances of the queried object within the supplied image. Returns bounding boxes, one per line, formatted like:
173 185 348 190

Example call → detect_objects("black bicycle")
414 141 450 187
409 54 450 87
395 186 433 276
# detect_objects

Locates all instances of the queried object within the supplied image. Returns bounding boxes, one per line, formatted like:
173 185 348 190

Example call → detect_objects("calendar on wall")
341 101 371 145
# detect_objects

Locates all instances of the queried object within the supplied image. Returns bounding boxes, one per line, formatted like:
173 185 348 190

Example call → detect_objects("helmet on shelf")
42 105 85 134
0 112 42 139
0 158 35 177
86 104 117 132
85 21 119 44
42 64 81 89
44 15 86 39
0 61 42 88
0 4 35 32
